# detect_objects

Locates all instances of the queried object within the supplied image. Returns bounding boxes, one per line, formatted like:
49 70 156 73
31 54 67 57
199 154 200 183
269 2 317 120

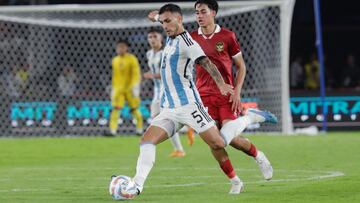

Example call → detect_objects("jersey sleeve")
181 33 206 62
228 32 242 57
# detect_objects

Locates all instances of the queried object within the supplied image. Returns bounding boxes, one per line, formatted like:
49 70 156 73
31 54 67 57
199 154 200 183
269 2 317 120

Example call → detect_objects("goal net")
0 0 295 136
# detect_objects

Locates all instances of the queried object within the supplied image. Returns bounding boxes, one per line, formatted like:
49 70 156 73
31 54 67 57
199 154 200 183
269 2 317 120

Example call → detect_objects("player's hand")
229 88 244 115
148 10 159 22
143 71 153 79
218 83 234 96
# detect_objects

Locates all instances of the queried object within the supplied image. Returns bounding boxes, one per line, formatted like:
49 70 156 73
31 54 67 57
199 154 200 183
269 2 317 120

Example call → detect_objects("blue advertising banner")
291 96 360 129
6 94 360 135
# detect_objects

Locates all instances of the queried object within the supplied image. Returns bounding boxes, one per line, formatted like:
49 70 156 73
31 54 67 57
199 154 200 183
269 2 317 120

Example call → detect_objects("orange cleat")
187 128 195 146
169 150 186 157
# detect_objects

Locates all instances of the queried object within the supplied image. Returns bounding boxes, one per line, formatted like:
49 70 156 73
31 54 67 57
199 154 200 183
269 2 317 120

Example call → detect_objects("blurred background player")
143 27 187 157
109 39 143 136
148 0 277 184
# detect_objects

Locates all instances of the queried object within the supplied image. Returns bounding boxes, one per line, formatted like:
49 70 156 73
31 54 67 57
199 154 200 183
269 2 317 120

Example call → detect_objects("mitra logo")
290 96 360 127
10 101 151 127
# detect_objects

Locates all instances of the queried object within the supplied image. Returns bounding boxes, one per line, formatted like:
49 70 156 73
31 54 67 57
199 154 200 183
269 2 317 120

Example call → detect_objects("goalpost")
0 0 295 136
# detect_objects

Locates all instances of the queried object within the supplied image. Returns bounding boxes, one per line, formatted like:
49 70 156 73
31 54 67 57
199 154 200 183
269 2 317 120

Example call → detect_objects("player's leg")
199 126 244 194
169 132 185 157
133 111 176 194
186 126 195 146
109 89 124 135
179 103 243 194
229 135 272 180
177 125 195 146
219 105 274 180
219 108 277 145
127 91 143 135
150 101 185 156
133 125 169 194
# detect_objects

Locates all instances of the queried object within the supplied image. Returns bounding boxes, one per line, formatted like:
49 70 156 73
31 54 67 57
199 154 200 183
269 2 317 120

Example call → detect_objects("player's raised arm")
196 56 234 96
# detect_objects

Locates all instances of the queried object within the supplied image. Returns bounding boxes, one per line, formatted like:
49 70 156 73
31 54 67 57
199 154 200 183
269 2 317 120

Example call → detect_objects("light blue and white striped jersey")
146 49 162 103
160 31 205 109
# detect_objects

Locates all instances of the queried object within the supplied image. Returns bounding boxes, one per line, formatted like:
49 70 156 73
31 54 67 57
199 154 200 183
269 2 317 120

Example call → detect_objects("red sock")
220 159 236 179
245 143 258 157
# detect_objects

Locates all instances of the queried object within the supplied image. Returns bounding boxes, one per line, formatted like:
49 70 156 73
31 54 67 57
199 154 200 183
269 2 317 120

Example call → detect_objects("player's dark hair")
159 3 182 16
148 27 163 35
117 39 129 46
194 0 219 14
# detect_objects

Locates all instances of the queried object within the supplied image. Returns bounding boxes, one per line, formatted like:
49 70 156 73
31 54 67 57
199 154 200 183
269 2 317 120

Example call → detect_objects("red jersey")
190 25 242 97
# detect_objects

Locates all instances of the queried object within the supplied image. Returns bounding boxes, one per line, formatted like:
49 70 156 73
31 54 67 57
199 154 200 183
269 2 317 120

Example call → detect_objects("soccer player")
147 0 277 191
143 27 186 157
109 39 143 136
129 4 273 197
191 0 275 183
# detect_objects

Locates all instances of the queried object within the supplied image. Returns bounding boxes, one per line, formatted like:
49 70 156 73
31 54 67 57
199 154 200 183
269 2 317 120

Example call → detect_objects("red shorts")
201 94 239 124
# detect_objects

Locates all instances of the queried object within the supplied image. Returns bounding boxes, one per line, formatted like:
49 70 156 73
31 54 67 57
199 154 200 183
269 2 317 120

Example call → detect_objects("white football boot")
229 178 244 194
255 151 273 180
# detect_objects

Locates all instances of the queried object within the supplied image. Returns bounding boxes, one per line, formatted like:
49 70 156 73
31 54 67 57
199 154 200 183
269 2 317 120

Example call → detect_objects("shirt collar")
197 24 221 35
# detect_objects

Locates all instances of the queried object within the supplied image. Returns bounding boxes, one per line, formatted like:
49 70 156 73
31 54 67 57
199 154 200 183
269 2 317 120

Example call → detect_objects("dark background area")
1 0 359 90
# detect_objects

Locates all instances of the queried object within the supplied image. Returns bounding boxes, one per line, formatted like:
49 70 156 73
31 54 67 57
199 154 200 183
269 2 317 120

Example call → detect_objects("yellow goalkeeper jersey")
111 53 141 92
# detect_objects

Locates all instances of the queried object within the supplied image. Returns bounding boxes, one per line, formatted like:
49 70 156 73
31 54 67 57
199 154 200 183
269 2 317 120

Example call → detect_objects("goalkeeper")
109 39 143 136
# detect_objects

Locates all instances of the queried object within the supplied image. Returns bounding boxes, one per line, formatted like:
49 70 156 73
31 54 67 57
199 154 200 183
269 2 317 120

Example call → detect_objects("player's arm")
183 34 233 96
228 32 245 114
196 56 234 96
230 53 246 114
143 71 161 79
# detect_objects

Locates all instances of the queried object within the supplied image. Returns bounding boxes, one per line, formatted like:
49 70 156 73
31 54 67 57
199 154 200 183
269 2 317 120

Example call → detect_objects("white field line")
1 167 342 172
0 168 345 193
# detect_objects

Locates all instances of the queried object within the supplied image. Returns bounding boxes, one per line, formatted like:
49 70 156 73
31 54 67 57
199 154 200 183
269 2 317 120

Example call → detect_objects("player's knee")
139 128 159 145
140 133 154 145
209 139 225 150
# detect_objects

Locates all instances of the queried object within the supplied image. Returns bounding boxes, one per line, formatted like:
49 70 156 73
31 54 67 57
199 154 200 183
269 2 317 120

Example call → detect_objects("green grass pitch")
0 132 359 203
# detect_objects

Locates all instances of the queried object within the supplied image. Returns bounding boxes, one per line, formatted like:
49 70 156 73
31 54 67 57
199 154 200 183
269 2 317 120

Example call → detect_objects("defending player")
191 0 275 181
128 4 273 197
143 27 187 157
109 39 143 136
147 0 277 192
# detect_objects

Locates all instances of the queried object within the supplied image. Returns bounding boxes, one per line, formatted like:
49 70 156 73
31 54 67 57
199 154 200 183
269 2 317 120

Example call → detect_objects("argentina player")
129 4 240 196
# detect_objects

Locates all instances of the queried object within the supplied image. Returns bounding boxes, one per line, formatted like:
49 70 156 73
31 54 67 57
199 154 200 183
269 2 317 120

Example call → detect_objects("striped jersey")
146 49 162 103
160 31 206 108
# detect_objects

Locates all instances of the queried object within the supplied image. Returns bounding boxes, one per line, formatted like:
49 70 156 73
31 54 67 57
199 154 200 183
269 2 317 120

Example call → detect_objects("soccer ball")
109 175 138 200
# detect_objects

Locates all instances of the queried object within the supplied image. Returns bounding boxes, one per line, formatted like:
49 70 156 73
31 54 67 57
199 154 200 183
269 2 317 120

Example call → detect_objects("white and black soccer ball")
109 175 138 200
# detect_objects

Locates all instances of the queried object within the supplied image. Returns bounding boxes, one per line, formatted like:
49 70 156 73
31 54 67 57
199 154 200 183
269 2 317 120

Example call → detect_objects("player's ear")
177 14 183 23
211 10 216 17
